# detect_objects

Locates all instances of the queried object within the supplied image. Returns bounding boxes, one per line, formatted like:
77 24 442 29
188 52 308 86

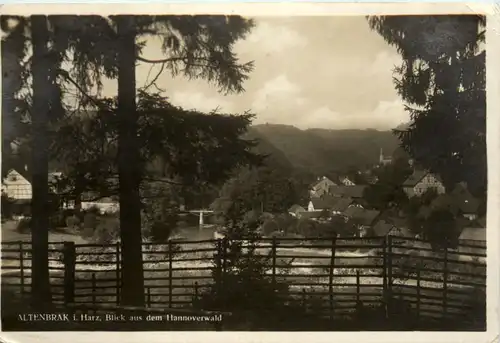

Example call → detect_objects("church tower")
379 148 384 164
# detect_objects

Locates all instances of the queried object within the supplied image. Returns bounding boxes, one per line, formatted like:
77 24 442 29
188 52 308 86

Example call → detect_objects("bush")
149 221 175 243
195 213 291 326
85 205 101 216
93 217 120 244
65 215 81 229
296 219 317 236
49 212 66 229
16 217 31 233
269 230 285 238
261 219 279 236
81 226 94 238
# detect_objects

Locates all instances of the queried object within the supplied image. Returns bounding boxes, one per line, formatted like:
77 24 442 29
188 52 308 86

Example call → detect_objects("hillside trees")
211 165 299 219
368 16 486 196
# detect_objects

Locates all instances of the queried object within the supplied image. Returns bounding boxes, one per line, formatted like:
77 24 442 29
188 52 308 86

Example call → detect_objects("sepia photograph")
0 3 497 341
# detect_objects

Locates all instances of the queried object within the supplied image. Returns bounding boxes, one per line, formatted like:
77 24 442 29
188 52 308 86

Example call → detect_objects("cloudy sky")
103 16 408 130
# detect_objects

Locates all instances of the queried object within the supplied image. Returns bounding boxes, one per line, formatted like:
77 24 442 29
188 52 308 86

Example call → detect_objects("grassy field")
1 220 89 244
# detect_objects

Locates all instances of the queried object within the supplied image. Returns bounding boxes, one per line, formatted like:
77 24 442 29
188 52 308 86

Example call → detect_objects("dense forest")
250 123 400 175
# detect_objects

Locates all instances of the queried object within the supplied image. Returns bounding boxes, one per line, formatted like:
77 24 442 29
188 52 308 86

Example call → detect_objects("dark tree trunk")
30 15 51 307
116 15 145 306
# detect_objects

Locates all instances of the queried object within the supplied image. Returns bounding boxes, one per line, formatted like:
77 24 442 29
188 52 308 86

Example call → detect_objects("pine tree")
368 15 486 196
3 14 256 306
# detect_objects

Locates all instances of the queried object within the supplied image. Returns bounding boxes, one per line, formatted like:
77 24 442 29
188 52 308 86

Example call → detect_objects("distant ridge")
247 123 401 175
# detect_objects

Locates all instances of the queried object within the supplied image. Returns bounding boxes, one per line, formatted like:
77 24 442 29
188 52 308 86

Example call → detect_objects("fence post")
19 242 25 297
382 237 388 317
443 247 448 319
272 236 277 290
302 288 307 312
194 281 199 302
416 263 421 326
216 239 223 296
329 236 337 320
387 235 393 316
146 286 151 307
356 270 361 305
168 240 173 308
63 241 76 305
222 238 228 292
91 273 96 312
116 242 121 305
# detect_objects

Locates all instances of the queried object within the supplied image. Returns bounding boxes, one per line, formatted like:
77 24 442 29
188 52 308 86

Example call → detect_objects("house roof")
3 169 30 184
365 175 379 184
328 185 366 198
343 207 380 226
331 197 353 212
310 196 338 210
449 183 480 214
372 220 395 236
288 204 306 213
430 192 480 215
391 226 414 238
402 170 429 187
457 198 480 214
459 227 486 241
386 216 408 229
477 216 487 228
299 211 323 220
339 175 356 184
310 177 335 190
430 195 460 215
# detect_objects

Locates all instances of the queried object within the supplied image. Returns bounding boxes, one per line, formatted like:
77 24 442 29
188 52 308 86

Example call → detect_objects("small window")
10 176 17 182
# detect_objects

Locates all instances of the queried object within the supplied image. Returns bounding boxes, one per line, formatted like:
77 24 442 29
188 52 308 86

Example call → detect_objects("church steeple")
379 148 384 164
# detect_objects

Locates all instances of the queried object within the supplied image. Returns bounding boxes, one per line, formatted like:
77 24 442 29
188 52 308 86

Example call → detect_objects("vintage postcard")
0 2 498 343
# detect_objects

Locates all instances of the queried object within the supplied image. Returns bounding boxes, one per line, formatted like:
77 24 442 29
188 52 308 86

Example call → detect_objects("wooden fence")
1 236 486 328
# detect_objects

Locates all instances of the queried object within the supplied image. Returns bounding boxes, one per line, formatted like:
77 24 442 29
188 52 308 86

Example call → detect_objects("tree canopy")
368 15 486 196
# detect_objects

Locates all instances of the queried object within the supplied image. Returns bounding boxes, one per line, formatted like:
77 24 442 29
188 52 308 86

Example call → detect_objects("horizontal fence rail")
1 236 486 327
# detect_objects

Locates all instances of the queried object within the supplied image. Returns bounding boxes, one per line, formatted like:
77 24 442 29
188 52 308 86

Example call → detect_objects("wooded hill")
249 123 401 176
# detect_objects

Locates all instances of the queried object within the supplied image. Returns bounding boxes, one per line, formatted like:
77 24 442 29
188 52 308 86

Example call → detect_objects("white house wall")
2 170 32 200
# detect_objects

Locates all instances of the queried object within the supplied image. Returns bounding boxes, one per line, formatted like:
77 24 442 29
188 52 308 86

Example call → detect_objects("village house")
297 211 323 221
2 169 69 200
342 207 380 237
449 182 481 220
402 170 445 198
372 219 413 238
307 196 338 212
339 176 356 186
330 197 355 215
2 169 32 200
418 183 480 222
309 176 337 198
328 185 367 199
459 217 486 246
1 168 120 215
